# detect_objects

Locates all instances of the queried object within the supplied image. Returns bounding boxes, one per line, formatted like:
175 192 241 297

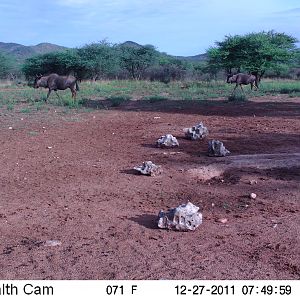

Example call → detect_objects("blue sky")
0 0 299 56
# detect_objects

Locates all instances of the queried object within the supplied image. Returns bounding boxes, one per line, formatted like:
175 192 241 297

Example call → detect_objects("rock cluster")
158 202 203 231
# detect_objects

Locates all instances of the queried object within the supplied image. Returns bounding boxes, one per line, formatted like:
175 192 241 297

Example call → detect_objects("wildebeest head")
226 74 237 84
34 74 47 89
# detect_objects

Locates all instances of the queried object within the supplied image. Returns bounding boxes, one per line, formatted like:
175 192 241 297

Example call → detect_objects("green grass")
6 102 15 111
0 79 300 113
19 107 32 113
257 80 300 95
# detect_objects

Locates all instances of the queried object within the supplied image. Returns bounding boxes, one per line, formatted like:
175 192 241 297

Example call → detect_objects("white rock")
157 134 179 148
184 122 209 140
216 218 228 224
208 140 230 157
158 202 202 231
134 161 162 176
250 193 257 199
44 240 62 247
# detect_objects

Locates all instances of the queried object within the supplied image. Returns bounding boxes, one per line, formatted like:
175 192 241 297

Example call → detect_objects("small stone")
46 146 52 149
216 218 228 224
8 126 13 130
44 240 62 247
250 193 257 199
249 180 257 185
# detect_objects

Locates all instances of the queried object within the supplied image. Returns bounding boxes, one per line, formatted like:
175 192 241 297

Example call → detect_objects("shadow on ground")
80 98 300 118
129 214 159 229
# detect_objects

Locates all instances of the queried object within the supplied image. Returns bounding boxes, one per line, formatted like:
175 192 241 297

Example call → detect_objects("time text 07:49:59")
175 284 292 296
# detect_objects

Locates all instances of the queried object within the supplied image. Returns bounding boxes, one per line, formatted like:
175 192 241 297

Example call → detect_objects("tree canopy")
207 31 298 78
22 42 162 81
22 49 81 79
117 44 159 79
20 31 299 82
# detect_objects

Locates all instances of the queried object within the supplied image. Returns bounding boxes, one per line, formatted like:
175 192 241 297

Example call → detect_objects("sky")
0 0 299 56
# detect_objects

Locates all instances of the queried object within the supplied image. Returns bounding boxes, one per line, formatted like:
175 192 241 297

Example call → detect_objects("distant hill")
176 53 208 62
0 42 67 62
120 41 207 62
0 40 207 63
120 41 143 49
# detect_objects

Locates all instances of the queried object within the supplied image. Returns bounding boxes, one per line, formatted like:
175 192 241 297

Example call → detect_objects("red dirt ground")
0 96 299 280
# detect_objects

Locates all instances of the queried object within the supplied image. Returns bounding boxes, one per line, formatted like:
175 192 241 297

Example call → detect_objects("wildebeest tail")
75 80 80 91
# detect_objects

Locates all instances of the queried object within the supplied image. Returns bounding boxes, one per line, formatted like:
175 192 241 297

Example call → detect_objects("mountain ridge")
0 42 67 61
0 41 206 62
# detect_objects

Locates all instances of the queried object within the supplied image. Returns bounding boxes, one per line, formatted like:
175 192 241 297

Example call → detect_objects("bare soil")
0 96 299 280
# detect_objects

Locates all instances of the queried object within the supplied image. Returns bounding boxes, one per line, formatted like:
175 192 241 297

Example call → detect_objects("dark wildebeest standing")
34 73 79 101
227 73 259 92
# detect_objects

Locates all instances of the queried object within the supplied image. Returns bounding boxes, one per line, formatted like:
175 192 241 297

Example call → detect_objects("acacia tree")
77 41 119 80
118 44 158 79
22 49 82 79
207 31 297 79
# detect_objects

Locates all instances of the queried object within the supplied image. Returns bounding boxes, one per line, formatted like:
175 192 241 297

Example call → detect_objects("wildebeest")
227 73 259 92
34 73 79 101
